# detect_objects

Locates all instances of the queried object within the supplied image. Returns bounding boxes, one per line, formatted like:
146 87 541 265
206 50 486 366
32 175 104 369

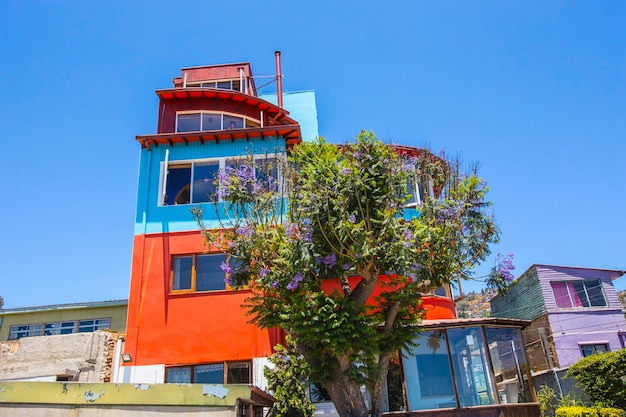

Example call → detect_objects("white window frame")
175 111 260 133
159 154 285 206
405 175 435 208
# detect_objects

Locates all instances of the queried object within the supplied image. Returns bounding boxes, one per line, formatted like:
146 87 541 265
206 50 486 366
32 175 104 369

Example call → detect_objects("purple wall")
535 265 626 368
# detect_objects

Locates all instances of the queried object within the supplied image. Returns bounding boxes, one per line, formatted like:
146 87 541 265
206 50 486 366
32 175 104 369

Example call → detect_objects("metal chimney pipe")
275 50 283 108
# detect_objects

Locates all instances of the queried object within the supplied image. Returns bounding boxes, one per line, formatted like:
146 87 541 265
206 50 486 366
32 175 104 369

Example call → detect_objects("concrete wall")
0 381 261 417
0 331 119 382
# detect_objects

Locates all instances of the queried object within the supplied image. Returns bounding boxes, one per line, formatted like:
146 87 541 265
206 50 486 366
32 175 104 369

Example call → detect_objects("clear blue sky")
1 1 625 308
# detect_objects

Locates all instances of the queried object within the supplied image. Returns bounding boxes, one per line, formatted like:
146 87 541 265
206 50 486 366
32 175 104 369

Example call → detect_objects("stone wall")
0 331 118 382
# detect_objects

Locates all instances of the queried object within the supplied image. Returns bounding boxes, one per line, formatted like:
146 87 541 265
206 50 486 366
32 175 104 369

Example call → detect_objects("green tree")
566 348 626 410
195 131 503 417
265 337 315 417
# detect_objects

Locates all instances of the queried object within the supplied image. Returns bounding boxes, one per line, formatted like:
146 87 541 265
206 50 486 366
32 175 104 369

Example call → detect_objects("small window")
9 324 43 340
44 321 77 335
166 361 250 384
172 253 227 293
79 318 111 332
581 344 609 357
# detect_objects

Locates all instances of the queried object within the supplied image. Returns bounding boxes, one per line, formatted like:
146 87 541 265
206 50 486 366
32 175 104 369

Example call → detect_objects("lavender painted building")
490 264 626 373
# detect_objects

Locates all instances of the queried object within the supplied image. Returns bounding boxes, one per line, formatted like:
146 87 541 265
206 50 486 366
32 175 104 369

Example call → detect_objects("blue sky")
1 1 624 308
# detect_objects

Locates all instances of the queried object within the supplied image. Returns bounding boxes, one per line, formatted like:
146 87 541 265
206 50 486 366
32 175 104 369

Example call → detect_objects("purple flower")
342 263 353 271
220 261 233 275
341 167 350 175
284 222 298 239
495 253 516 282
348 214 356 223
323 253 337 269
287 272 305 290
236 225 254 239
259 267 270 277
270 281 279 289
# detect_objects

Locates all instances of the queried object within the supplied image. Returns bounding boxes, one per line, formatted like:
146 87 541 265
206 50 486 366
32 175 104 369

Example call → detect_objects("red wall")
125 231 276 366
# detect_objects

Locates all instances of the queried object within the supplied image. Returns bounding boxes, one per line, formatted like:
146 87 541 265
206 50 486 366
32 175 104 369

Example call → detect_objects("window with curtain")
550 280 606 308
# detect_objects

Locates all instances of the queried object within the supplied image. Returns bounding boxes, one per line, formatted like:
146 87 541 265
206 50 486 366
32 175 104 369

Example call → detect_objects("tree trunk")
369 351 393 417
323 354 370 417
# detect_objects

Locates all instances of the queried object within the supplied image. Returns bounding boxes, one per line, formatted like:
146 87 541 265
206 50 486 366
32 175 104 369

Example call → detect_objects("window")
551 280 607 308
166 362 251 384
161 156 283 206
405 175 434 207
9 324 43 340
176 112 259 133
45 321 77 335
581 343 609 357
79 318 111 332
172 253 227 292
188 79 242 92
8 318 111 340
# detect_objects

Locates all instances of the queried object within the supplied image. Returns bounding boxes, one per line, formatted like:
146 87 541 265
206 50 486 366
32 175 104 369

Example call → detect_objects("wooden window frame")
170 253 228 294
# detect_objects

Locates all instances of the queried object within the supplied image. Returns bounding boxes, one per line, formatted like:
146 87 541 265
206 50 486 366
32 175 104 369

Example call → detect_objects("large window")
166 362 251 384
176 112 260 133
172 253 227 292
8 318 111 340
162 156 283 206
551 280 607 308
403 326 533 412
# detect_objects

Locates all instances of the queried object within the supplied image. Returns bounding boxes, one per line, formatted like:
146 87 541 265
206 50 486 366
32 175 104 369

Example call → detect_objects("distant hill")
456 288 497 318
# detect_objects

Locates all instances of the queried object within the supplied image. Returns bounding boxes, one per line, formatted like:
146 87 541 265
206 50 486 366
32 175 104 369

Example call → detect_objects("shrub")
566 348 626 410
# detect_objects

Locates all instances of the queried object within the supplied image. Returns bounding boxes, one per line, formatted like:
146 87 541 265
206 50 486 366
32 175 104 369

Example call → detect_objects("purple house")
490 264 625 375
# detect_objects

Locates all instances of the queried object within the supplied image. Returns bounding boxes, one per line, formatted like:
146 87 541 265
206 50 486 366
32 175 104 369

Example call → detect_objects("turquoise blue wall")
133 138 286 235
259 91 319 141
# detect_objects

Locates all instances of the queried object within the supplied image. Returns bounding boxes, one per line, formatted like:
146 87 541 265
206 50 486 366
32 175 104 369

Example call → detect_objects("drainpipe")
275 50 283 108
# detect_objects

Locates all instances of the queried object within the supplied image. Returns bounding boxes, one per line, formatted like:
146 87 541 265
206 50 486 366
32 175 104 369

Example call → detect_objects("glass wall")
403 325 533 411
485 327 533 404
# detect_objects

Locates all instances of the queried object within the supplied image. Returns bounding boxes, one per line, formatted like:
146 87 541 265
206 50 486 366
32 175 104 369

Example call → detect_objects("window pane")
200 82 216 88
195 364 224 383
573 281 590 307
224 115 244 130
177 114 201 132
79 318 111 332
551 282 572 308
405 330 456 410
202 113 221 131
405 179 417 205
45 321 77 335
9 324 43 340
448 327 496 407
167 367 191 383
227 362 250 383
586 280 607 307
165 164 191 205
196 254 227 291
232 79 241 92
485 327 533 404
173 256 193 290
216 81 232 90
192 162 219 203
255 158 279 193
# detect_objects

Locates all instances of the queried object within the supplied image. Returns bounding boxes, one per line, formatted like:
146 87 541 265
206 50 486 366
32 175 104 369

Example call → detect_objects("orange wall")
125 232 456 367
125 231 275 366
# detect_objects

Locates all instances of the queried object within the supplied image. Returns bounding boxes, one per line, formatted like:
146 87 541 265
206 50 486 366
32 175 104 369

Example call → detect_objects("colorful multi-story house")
490 264 626 393
121 54 539 417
